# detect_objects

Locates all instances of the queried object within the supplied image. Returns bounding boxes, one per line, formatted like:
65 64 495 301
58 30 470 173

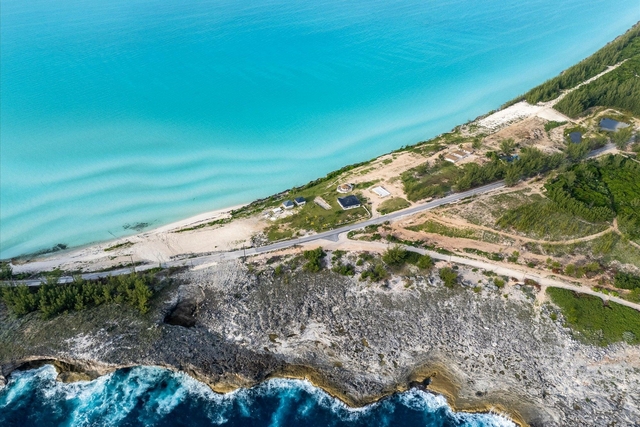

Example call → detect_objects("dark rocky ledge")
2 260 639 427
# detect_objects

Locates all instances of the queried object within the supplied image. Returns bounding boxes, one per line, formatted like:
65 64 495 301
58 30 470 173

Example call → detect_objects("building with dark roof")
337 195 361 210
282 200 294 210
294 197 306 206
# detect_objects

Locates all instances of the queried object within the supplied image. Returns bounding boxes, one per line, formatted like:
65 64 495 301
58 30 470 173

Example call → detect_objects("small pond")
600 118 629 132
569 131 582 143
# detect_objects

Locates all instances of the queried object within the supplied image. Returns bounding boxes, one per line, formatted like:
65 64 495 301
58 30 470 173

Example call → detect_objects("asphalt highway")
10 143 619 286
16 181 506 285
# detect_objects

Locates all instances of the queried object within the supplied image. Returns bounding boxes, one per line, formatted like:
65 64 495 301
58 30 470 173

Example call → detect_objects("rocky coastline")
2 260 639 426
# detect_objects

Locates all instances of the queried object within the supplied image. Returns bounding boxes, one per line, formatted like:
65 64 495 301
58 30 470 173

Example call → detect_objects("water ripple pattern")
1 0 639 257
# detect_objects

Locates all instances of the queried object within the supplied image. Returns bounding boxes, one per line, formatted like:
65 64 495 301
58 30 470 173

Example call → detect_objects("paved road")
7 144 619 287
13 181 506 286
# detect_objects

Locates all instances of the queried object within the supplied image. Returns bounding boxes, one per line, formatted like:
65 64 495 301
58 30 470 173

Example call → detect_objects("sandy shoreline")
148 203 247 234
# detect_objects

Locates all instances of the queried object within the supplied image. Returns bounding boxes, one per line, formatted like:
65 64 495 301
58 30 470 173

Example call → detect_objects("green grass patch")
539 232 640 267
104 241 134 252
544 121 567 132
497 197 609 240
407 220 478 240
377 197 411 214
547 287 640 346
266 226 294 242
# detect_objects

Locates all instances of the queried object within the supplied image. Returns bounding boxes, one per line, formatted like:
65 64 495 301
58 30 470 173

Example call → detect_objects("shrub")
360 263 388 282
0 262 13 280
332 262 356 276
614 272 640 290
439 267 458 288
416 255 434 270
382 245 409 267
303 247 326 272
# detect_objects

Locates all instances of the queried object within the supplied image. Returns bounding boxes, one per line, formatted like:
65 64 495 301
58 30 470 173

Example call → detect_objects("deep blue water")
0 365 515 427
1 0 639 258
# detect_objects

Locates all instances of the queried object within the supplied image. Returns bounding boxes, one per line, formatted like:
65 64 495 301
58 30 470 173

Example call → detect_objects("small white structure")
371 186 391 198
272 207 283 215
444 154 459 163
337 183 354 193
444 149 472 163
282 200 295 210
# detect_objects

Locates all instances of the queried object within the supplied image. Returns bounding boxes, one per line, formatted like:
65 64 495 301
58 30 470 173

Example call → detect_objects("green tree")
303 247 326 272
500 138 516 155
382 245 408 267
416 255 434 270
0 262 13 280
439 267 458 288
612 127 633 150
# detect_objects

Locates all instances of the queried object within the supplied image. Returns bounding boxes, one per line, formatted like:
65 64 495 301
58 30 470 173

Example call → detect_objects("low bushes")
547 287 640 346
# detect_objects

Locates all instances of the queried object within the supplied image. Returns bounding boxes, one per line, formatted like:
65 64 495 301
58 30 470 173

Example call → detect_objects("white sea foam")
396 388 450 412
1 365 517 426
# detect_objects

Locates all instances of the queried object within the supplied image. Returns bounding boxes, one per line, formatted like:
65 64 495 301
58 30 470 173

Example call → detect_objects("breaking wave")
0 365 515 427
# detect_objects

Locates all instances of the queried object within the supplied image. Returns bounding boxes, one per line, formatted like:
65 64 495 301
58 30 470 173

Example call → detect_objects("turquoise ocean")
1 0 639 258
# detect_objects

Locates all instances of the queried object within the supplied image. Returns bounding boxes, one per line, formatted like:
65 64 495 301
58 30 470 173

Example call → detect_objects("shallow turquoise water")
0 365 516 427
1 0 639 258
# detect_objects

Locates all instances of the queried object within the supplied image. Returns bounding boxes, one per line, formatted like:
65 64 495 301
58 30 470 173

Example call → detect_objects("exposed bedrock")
2 261 639 427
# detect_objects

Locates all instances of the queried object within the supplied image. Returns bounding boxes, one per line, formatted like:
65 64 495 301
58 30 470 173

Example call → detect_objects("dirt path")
544 60 628 108
404 213 614 245
329 239 640 312
612 217 640 250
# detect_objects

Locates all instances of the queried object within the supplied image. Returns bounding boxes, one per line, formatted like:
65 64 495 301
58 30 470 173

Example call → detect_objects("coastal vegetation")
401 146 568 201
104 241 134 252
497 154 640 242
496 196 609 240
302 247 326 272
438 267 459 288
0 273 157 319
555 54 640 117
407 220 478 240
381 245 433 270
522 24 640 104
614 272 640 290
547 287 640 346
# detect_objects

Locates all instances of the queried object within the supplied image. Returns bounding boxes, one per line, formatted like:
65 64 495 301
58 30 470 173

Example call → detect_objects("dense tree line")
0 273 156 318
403 145 575 201
514 155 640 239
555 56 640 117
523 24 640 104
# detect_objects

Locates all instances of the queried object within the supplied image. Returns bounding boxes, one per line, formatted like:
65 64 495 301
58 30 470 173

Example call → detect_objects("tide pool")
0 365 516 427
1 0 639 258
